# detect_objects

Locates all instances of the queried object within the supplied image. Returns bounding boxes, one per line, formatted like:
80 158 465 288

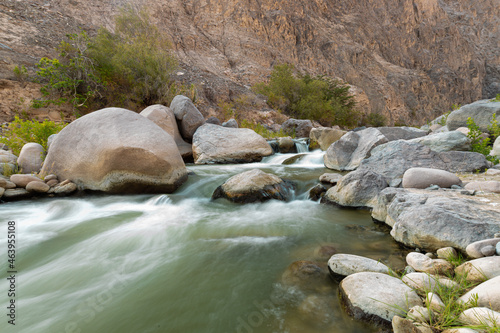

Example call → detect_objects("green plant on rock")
0 116 66 156
487 113 500 142
491 94 500 102
253 63 357 127
466 117 499 164
240 119 291 139
437 111 451 126
13 65 28 81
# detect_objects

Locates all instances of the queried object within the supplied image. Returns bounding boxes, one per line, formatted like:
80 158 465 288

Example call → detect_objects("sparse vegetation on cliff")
253 64 357 128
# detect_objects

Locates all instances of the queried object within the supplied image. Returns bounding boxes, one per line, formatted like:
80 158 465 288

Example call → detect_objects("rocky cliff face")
1 0 499 125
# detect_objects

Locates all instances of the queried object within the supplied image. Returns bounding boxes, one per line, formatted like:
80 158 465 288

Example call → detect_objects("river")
0 146 405 333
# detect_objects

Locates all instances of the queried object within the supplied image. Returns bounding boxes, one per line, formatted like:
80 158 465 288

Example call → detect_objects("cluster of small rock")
0 173 77 201
327 238 500 332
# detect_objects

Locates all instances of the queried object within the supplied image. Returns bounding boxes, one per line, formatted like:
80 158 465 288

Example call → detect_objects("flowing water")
0 146 405 333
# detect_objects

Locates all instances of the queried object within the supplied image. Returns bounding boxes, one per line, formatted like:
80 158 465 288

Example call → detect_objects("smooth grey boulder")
455 257 500 282
321 169 388 209
25 181 50 193
458 308 500 328
464 181 500 193
466 238 500 259
324 127 388 171
222 118 238 128
339 272 422 327
328 254 390 279
319 173 343 185
192 124 273 164
407 305 432 324
170 95 205 140
41 108 188 194
277 137 296 153
10 174 42 188
358 141 488 183
372 188 500 251
377 127 427 141
211 169 293 203
408 131 471 152
0 150 17 164
447 100 500 132
309 127 346 150
459 276 500 312
280 119 313 138
402 167 462 189
406 252 453 275
47 134 57 152
17 142 45 174
436 247 458 261
140 104 192 159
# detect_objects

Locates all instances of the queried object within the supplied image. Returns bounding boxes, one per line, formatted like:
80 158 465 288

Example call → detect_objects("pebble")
466 238 500 258
480 245 496 256
26 181 50 193
46 179 58 187
407 305 432 324
44 174 58 181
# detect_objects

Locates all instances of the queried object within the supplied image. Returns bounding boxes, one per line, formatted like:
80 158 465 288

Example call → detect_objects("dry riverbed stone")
455 256 500 282
466 238 500 259
406 252 454 275
26 181 50 193
459 275 500 312
402 168 462 189
10 174 42 188
339 272 423 328
328 254 390 279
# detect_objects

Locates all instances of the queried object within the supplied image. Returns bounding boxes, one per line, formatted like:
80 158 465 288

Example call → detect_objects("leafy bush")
31 6 178 112
0 116 66 156
491 94 500 102
364 112 387 127
253 64 357 127
13 65 28 81
466 117 499 164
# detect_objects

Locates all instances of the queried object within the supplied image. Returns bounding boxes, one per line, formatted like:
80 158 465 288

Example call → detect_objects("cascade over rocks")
140 104 193 159
40 108 188 194
192 124 273 164
372 188 500 251
447 101 500 132
170 95 205 141
212 169 293 203
324 127 388 171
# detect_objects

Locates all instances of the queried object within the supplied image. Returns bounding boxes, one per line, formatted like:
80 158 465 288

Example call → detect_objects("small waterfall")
294 138 309 153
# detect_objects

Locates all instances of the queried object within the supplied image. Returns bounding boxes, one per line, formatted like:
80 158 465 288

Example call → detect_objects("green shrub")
0 116 66 156
365 112 386 127
466 117 499 164
491 94 500 102
240 119 291 139
13 65 28 81
437 111 451 126
253 64 357 127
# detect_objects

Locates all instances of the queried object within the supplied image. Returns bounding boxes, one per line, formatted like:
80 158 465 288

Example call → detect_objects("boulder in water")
41 108 188 194
212 169 293 203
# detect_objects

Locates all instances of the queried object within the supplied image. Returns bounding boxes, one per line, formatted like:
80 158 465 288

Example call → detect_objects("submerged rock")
212 169 293 203
281 260 329 293
192 124 273 164
41 108 188 194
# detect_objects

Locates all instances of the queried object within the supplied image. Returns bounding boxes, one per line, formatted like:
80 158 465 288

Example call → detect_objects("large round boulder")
170 95 205 141
339 272 422 328
40 108 188 194
402 167 462 189
309 127 346 150
192 124 273 164
17 142 45 174
447 101 500 132
140 104 193 159
212 169 293 203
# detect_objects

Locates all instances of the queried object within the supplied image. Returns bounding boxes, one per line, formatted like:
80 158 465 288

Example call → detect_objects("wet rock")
10 174 42 188
408 131 471 152
281 260 329 293
447 101 500 132
466 238 500 259
17 142 45 174
321 169 388 209
140 104 193 159
324 127 388 171
327 254 390 279
459 276 500 311
193 124 273 164
464 181 500 193
402 167 462 189
52 181 78 195
372 188 500 251
309 184 326 201
406 252 454 275
455 257 500 283
212 169 293 203
377 127 427 141
458 307 500 328
2 188 31 201
26 181 50 193
297 295 336 326
280 119 313 138
277 137 296 153
358 141 488 183
339 272 422 327
170 95 205 140
41 108 188 194
319 173 342 185
309 127 346 150
222 118 238 128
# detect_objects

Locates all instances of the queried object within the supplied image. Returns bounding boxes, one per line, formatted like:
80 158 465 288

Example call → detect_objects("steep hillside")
1 0 499 125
